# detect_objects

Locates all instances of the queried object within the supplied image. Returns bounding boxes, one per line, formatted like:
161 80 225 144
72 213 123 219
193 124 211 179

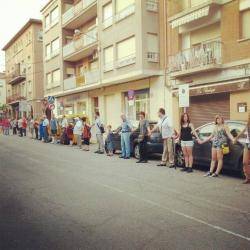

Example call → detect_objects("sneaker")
119 156 124 158
204 172 212 177
98 151 104 154
187 168 193 173
94 150 100 153
169 164 175 168
211 173 219 178
180 167 188 172
124 157 130 159
157 163 167 167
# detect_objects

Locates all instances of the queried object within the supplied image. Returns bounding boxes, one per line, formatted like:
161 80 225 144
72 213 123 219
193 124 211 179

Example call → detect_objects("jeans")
96 134 104 152
121 132 131 158
22 128 26 136
139 136 148 161
43 126 48 142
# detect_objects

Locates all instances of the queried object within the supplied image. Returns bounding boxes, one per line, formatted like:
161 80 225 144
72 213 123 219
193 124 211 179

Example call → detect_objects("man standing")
137 112 150 163
21 116 27 137
73 117 83 148
120 114 132 159
42 115 49 143
94 111 105 154
150 108 175 168
50 114 58 144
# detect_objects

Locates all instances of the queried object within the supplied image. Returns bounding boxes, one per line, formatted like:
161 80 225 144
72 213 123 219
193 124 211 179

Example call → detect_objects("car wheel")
175 147 185 168
134 144 140 159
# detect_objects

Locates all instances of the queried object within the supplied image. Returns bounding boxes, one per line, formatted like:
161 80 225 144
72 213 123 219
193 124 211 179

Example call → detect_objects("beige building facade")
3 19 44 118
167 0 250 128
0 72 6 107
41 0 168 127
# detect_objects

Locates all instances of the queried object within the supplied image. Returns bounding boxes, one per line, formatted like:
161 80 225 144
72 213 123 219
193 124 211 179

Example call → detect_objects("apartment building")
41 0 167 127
0 72 6 106
167 0 250 127
2 19 44 118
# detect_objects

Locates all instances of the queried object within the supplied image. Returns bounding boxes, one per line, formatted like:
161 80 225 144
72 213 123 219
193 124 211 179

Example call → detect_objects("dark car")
175 120 247 174
105 121 183 161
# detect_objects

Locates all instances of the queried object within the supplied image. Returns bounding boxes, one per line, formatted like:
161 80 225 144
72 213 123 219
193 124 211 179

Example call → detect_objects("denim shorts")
181 140 194 147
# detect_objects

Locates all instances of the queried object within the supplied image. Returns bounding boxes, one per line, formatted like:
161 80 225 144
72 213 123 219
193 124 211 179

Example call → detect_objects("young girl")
179 113 200 173
82 117 91 151
201 115 234 177
106 125 114 156
235 113 250 184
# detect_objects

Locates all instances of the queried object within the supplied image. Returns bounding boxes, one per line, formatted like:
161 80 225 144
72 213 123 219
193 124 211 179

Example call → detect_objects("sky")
0 0 48 72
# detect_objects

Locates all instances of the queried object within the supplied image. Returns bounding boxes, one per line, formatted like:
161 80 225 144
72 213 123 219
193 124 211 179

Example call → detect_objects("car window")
197 123 214 140
227 122 246 139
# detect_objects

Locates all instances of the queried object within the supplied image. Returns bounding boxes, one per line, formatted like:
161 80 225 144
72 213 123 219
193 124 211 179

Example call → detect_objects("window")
147 33 159 62
197 123 214 140
103 2 113 28
28 81 32 93
51 38 59 56
46 44 51 59
45 14 50 29
51 6 59 25
240 9 250 39
117 36 136 67
116 0 134 13
103 46 114 72
52 69 60 86
46 73 52 89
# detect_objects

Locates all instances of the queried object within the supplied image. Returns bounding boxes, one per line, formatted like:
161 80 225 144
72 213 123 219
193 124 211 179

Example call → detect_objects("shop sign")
178 84 190 108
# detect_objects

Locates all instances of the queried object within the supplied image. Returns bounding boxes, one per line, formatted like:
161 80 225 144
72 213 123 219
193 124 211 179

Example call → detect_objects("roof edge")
2 18 42 51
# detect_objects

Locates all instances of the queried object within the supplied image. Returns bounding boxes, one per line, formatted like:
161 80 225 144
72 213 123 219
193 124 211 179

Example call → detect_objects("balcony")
168 39 222 78
8 66 26 85
64 70 100 91
168 0 222 29
146 0 158 12
147 52 159 63
7 94 26 104
63 28 98 62
62 0 97 29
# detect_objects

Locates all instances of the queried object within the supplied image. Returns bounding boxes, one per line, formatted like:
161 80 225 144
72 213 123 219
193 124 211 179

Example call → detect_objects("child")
82 117 91 151
106 125 114 156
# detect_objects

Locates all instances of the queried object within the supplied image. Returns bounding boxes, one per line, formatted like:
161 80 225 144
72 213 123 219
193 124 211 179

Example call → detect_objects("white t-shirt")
95 117 103 135
157 116 173 139
43 118 49 127
73 120 83 135
61 118 68 128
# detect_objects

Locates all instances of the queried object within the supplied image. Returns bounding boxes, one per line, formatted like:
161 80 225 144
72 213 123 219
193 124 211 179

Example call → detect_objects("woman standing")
179 113 200 173
82 117 91 151
235 113 250 184
201 115 234 177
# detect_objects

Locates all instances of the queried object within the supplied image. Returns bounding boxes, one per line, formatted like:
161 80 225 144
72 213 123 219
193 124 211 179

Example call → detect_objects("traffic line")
97 182 250 242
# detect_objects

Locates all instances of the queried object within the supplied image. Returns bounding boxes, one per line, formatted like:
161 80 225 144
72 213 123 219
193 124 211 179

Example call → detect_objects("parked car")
105 121 183 161
175 120 247 174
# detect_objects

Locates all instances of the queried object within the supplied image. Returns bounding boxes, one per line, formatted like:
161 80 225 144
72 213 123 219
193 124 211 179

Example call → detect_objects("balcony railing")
63 28 98 59
147 52 159 63
8 70 26 85
115 4 135 22
64 70 100 91
116 54 136 68
168 39 222 75
62 0 97 25
7 94 26 104
103 16 113 29
146 0 158 12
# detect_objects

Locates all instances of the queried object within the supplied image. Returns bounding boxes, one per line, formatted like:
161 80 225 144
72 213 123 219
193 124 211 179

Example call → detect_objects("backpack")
83 125 91 139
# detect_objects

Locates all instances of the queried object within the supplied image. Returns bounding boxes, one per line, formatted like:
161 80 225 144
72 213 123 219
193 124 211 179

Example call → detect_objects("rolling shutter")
188 93 230 128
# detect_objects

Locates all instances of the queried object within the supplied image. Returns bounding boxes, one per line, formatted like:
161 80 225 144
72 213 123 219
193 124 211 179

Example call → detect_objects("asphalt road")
0 135 250 250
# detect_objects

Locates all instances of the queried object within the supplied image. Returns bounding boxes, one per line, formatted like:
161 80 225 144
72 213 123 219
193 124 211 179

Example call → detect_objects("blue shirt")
121 120 132 133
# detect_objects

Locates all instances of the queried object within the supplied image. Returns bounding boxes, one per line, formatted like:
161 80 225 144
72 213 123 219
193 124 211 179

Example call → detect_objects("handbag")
97 123 105 134
222 143 230 155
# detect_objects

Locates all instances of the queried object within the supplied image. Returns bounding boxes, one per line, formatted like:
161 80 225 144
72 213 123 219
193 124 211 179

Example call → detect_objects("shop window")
77 101 87 115
125 90 150 124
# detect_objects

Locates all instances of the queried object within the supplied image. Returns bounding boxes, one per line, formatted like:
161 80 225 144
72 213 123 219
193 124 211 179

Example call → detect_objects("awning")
170 6 210 29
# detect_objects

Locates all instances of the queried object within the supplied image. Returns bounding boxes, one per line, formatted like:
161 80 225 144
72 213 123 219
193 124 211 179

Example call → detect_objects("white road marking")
94 181 250 242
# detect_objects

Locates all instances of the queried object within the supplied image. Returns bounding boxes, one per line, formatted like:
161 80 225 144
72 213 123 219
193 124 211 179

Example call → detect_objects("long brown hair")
215 115 224 125
180 113 190 126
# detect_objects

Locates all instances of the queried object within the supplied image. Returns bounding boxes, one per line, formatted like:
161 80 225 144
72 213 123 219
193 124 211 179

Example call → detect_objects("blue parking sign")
48 96 55 104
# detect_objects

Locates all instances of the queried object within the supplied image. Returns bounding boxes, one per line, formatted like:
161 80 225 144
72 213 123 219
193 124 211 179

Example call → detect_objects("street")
0 135 250 250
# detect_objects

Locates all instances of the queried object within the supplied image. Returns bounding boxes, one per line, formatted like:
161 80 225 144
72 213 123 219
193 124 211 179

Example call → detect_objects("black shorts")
83 138 90 145
51 129 57 136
